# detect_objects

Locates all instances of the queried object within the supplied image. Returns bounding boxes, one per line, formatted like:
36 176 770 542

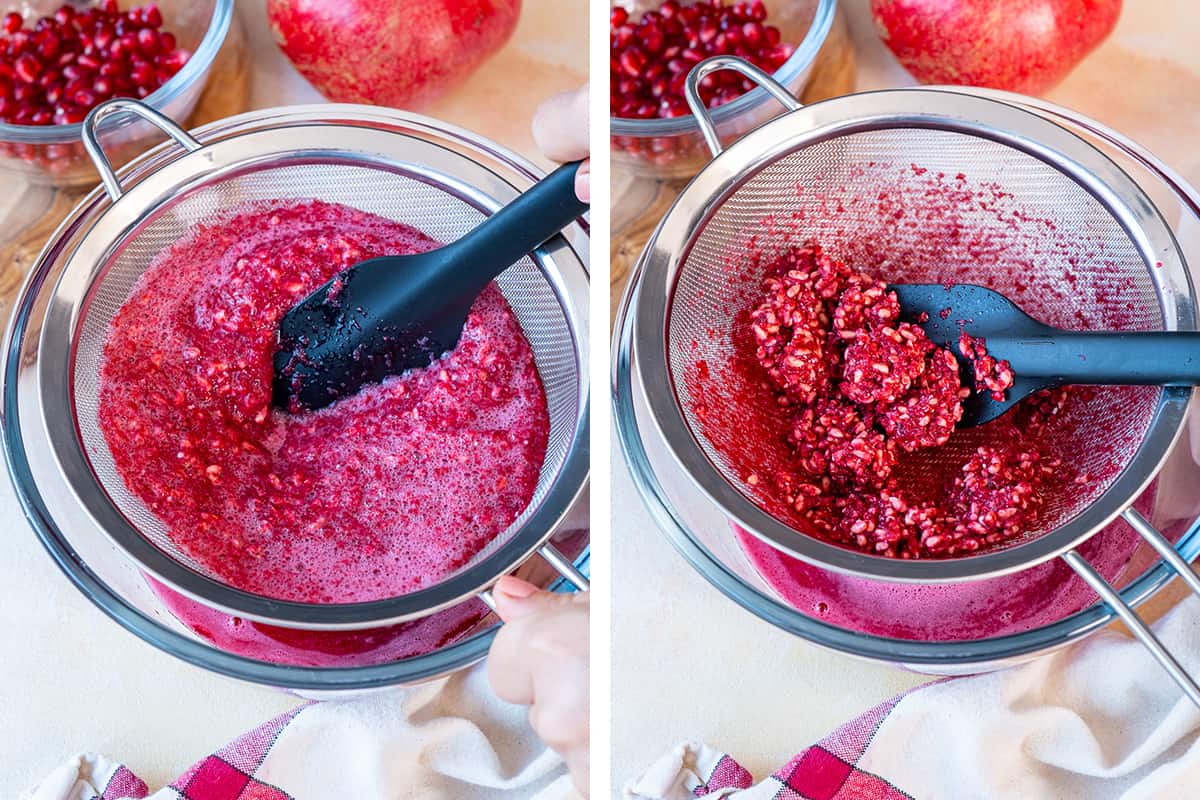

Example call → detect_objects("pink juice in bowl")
98 199 551 665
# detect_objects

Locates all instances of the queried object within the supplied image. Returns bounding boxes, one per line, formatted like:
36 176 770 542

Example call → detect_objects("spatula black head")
273 161 588 412
891 283 1200 428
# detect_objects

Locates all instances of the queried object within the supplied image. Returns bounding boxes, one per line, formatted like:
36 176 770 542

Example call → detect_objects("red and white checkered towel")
627 593 1200 800
23 667 579 800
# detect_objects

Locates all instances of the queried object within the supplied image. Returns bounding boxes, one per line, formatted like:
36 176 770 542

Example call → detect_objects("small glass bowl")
0 0 234 186
610 0 855 181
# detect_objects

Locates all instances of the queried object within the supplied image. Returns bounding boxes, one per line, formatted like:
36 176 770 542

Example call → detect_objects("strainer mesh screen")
668 128 1163 551
72 162 580 592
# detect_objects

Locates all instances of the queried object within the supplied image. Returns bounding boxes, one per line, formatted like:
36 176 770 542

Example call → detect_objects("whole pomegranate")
870 0 1121 95
267 0 521 109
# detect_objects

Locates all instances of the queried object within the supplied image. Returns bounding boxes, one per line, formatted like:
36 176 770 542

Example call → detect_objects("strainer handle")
82 98 203 202
1063 507 1200 707
478 543 590 612
684 55 802 157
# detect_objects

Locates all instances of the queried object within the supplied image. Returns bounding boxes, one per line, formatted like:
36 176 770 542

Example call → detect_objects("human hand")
488 575 590 797
532 84 590 203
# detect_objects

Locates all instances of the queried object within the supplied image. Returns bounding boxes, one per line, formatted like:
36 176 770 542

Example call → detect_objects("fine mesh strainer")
29 99 589 631
633 58 1199 700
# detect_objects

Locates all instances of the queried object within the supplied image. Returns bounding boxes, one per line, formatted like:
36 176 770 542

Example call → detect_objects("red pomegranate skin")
267 0 521 108
870 0 1121 95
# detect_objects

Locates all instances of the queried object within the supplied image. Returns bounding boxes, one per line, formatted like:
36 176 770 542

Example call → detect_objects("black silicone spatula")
273 161 588 411
892 283 1200 427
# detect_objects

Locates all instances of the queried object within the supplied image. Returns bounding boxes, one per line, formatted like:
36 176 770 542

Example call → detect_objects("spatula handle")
449 160 589 291
1000 331 1200 384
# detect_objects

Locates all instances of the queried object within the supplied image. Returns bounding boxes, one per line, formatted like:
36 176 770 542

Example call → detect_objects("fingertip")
575 162 591 203
496 574 539 600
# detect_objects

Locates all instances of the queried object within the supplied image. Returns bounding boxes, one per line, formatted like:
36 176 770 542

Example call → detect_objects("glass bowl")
613 89 1200 675
0 0 235 186
610 0 855 181
4 105 591 694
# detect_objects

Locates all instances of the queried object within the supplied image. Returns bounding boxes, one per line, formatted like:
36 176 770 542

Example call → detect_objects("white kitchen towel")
628 592 1200 800
23 664 579 800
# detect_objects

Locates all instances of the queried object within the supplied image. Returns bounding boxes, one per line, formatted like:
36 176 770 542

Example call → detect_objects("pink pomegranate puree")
98 199 550 607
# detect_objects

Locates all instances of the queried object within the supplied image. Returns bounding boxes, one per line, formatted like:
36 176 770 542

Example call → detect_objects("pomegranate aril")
140 4 162 28
135 27 159 55
62 81 90 103
13 53 42 83
618 47 646 77
2 12 22 35
34 30 60 59
71 87 96 107
94 27 116 51
9 30 31 53
37 67 61 87
129 60 155 86
54 103 86 123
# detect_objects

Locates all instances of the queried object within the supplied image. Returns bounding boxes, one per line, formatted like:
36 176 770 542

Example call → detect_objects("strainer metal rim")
19 105 590 629
633 87 1196 583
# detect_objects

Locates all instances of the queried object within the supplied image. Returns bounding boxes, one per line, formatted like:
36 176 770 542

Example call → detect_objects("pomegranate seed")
71 87 96 107
53 103 86 123
62 64 91 81
43 81 63 104
36 66 60 88
9 30 31 53
618 46 646 77
135 27 159 55
129 60 155 86
3 12 22 35
13 53 42 83
102 0 120 14
94 26 116 51
53 6 74 26
34 29 60 60
140 4 162 28
610 6 628 27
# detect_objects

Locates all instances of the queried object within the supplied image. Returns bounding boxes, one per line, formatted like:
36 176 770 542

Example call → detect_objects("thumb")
492 575 569 622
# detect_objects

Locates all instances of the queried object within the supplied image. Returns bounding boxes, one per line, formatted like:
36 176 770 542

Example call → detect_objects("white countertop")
611 0 1200 787
0 0 586 792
